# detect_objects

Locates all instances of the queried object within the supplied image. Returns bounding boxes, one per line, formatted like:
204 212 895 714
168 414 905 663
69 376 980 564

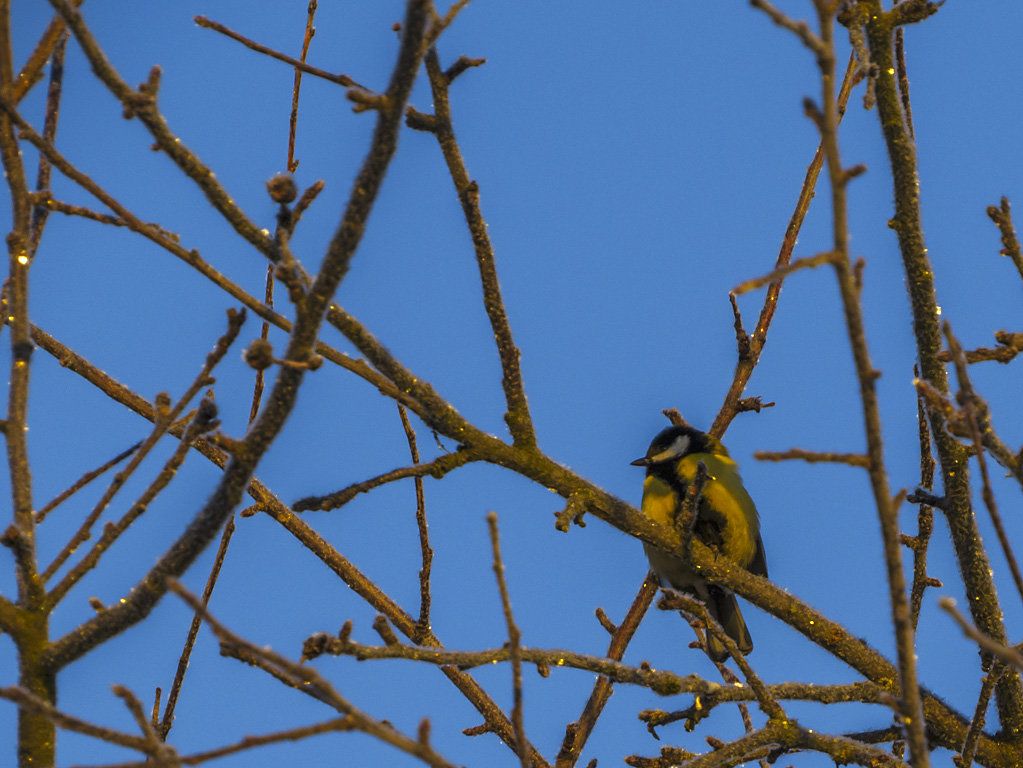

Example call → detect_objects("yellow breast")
641 452 759 568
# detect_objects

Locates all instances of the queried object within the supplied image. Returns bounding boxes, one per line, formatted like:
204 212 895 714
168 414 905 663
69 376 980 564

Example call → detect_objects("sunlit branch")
859 0 1023 734
47 0 276 258
554 575 658 768
42 309 242 586
711 55 860 438
42 0 433 674
169 580 460 768
398 405 434 642
158 515 236 741
30 321 551 767
26 30 66 261
0 105 418 412
292 450 473 512
303 627 695 697
34 442 139 524
194 14 363 90
987 197 1023 282
410 47 535 448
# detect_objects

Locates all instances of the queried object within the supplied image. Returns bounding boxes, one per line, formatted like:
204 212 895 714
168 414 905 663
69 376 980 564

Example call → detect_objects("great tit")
631 424 767 662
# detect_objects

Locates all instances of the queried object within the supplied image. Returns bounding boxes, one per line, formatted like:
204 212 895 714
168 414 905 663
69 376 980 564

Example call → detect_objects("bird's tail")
705 587 753 662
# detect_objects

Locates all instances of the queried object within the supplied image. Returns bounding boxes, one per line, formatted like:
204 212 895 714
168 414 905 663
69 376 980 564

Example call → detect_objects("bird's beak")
630 457 650 467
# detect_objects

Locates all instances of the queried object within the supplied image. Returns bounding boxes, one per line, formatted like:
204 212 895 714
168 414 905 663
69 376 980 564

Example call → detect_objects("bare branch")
43 309 244 590
398 405 434 642
287 0 319 172
0 685 151 753
754 448 870 468
158 515 236 740
168 579 461 768
987 197 1023 282
303 627 693 697
34 441 140 524
487 512 529 768
42 0 433 672
292 449 472 512
416 47 535 448
940 598 1023 670
194 14 363 90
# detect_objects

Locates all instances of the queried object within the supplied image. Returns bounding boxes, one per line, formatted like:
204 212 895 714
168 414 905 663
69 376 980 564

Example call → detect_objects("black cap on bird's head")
630 424 714 467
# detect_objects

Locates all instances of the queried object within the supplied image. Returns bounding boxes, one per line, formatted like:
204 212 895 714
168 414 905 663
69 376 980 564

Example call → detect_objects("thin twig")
43 310 244 588
287 1 318 172
906 379 937 629
11 0 84 103
34 441 140 523
95 718 359 768
168 579 460 768
730 251 836 296
750 0 825 55
659 593 785 721
940 598 1023 670
27 29 67 260
987 197 1023 283
424 0 477 47
642 680 886 731
956 661 1002 768
414 48 535 448
399 405 434 642
0 685 151 753
158 515 236 740
304 627 688 697
554 574 659 768
292 450 472 512
248 265 274 424
487 512 530 768
112 685 169 760
754 448 870 468
33 195 127 227
711 54 860 438
289 179 325 232
194 15 362 90
48 395 221 608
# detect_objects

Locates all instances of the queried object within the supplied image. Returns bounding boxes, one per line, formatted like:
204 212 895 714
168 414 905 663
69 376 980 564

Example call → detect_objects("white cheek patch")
650 434 690 463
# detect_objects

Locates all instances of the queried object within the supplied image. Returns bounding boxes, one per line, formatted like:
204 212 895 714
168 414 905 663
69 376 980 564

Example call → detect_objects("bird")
631 424 767 662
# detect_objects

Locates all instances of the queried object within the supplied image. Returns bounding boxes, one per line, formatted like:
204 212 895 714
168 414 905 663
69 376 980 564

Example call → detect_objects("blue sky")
3 1 1023 766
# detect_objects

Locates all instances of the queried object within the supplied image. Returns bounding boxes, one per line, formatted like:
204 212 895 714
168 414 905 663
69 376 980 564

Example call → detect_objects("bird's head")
630 424 722 467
